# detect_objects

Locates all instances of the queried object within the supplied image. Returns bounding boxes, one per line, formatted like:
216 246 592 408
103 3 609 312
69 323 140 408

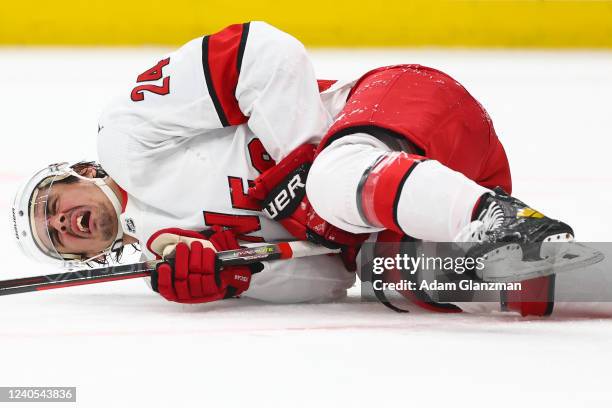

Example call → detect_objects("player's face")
34 179 118 259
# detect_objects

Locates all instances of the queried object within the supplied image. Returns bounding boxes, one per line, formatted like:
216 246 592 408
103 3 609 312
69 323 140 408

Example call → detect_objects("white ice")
0 47 611 408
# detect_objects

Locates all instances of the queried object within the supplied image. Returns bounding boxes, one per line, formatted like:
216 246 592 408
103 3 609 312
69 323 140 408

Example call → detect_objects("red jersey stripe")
116 184 128 213
202 23 250 127
317 79 337 93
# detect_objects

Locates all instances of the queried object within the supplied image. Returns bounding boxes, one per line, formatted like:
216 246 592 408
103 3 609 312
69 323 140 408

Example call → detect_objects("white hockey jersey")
97 21 357 303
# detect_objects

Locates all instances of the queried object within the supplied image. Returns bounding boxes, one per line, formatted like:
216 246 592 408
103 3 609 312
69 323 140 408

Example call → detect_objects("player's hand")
148 228 261 303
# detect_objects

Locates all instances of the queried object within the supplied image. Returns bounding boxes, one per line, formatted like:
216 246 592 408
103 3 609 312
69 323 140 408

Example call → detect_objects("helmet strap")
63 173 125 265
92 176 124 251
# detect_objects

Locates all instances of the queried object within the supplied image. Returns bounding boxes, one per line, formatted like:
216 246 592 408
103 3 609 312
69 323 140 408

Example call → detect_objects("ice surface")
0 47 611 407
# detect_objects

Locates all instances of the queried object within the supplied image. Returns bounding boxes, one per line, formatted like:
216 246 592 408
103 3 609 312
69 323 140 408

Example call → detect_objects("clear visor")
29 172 77 261
16 162 123 266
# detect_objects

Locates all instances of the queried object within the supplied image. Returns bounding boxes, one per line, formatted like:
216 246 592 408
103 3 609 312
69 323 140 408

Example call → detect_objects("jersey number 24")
131 58 171 102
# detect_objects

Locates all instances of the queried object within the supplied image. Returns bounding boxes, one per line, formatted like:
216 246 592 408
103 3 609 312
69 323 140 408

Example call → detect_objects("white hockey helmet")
11 162 124 268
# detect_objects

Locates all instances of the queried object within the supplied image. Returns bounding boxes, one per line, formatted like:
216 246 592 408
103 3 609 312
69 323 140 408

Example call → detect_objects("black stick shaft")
0 262 155 296
0 243 294 296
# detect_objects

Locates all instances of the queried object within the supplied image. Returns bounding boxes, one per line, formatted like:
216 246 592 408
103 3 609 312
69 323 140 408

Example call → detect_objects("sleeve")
204 21 332 160
100 21 331 162
234 22 332 160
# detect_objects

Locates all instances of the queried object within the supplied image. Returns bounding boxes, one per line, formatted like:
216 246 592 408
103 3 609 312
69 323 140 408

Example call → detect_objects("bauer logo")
12 208 20 240
262 166 308 219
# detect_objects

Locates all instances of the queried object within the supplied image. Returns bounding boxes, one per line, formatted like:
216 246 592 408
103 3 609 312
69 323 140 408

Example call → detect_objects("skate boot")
458 188 581 282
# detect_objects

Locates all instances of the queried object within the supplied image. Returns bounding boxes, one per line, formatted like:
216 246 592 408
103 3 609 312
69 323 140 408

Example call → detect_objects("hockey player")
11 21 574 316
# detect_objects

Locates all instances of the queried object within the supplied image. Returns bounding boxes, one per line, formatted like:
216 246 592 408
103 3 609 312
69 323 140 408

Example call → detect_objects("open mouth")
77 211 91 233
70 209 93 236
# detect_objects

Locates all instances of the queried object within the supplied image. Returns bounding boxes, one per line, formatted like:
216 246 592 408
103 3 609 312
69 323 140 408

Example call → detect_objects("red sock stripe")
361 153 423 233
203 23 250 127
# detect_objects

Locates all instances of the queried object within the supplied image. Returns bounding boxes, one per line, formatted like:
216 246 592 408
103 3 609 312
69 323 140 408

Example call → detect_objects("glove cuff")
147 228 217 259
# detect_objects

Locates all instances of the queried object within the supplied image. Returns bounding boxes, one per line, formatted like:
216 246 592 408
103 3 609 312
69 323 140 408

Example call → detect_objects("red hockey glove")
248 144 369 271
148 228 262 304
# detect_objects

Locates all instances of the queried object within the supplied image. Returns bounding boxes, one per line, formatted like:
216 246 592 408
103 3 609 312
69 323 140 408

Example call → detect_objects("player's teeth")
77 215 86 232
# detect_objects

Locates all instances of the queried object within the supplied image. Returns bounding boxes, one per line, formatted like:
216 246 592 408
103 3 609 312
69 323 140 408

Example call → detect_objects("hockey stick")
0 241 340 296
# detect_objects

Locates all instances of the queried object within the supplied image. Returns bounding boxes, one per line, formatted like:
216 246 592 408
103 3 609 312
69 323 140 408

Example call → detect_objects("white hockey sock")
394 160 490 241
307 133 491 240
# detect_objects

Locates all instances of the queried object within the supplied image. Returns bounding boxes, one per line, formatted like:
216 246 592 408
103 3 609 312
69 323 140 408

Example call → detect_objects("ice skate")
457 188 603 282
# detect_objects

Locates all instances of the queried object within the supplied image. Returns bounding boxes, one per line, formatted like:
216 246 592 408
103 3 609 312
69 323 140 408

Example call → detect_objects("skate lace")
478 201 504 235
455 201 505 243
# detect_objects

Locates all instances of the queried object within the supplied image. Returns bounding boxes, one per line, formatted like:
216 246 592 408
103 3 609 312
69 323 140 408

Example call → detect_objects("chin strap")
94 176 124 248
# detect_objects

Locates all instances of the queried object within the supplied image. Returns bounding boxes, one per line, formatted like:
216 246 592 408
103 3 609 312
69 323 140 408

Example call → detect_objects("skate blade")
476 241 605 283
